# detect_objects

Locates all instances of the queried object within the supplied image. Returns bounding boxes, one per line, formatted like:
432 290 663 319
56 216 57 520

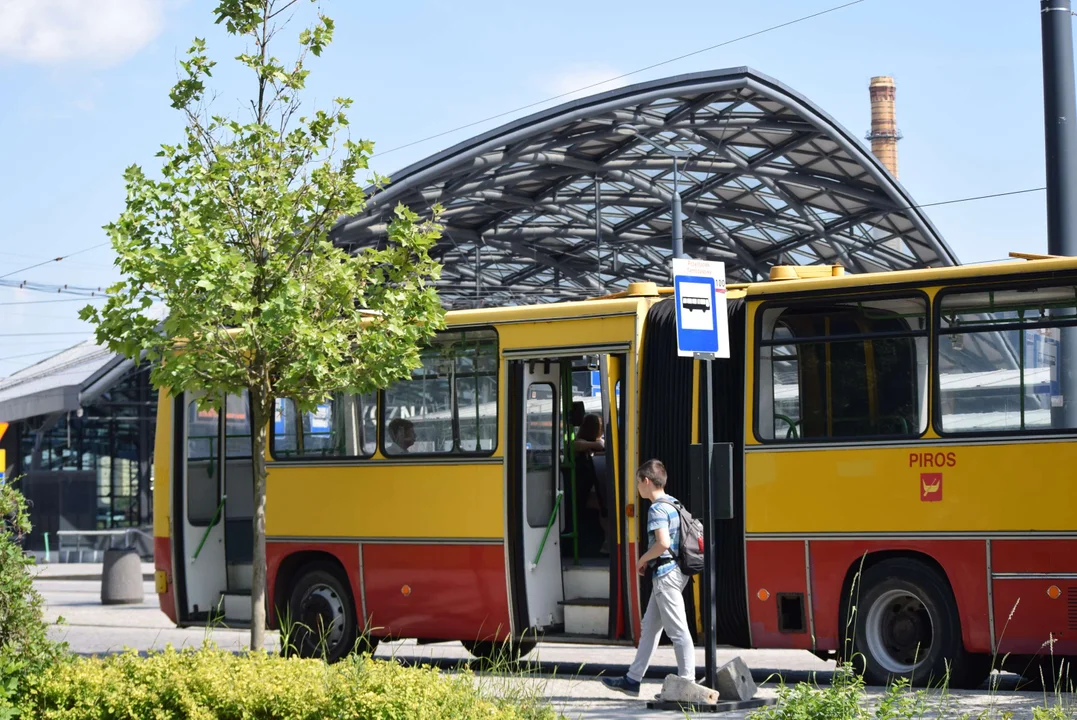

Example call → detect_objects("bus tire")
1018 656 1077 692
285 562 360 662
851 558 973 687
462 639 537 665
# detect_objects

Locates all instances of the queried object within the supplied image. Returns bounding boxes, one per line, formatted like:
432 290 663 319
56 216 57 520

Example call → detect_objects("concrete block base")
659 674 719 705
716 656 758 702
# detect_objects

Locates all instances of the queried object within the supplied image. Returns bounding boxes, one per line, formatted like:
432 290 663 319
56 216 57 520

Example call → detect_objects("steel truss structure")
332 67 958 308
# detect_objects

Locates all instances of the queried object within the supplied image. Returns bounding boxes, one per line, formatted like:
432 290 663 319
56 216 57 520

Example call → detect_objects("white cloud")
544 64 629 99
0 0 164 68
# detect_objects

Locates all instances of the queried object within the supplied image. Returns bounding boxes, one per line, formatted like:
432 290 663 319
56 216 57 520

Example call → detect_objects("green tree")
82 0 444 651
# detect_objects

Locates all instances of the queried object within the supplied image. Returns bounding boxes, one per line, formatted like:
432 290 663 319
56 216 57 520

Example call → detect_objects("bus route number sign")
673 258 729 359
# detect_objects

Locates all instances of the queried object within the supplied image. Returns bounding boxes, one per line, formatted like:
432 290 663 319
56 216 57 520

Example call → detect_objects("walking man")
601 458 694 696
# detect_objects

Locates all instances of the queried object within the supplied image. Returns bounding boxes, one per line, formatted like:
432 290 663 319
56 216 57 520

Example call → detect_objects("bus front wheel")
285 563 364 662
851 558 984 688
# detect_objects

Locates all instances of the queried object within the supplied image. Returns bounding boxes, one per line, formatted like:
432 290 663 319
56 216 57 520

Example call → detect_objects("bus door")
179 392 253 620
180 393 226 619
519 360 566 631
222 393 254 594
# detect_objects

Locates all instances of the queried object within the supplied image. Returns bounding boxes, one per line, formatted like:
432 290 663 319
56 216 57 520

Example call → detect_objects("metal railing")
53 527 153 563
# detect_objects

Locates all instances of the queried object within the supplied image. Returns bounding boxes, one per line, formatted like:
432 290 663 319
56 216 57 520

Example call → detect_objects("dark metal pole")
1041 0 1077 427
670 187 717 688
1042 0 1077 257
595 174 603 290
671 157 684 261
703 362 717 690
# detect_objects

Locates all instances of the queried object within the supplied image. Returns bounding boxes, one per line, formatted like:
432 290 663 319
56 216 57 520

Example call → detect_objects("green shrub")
752 665 872 720
21 645 560 720
0 480 65 718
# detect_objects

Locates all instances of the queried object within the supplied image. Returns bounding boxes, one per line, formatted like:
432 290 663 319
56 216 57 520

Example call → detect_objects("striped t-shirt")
647 496 681 578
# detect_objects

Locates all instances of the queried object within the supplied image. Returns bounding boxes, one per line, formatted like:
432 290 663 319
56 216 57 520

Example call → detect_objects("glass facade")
13 363 156 550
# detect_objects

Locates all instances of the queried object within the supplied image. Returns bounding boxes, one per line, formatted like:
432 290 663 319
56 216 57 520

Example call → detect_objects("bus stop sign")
672 258 729 359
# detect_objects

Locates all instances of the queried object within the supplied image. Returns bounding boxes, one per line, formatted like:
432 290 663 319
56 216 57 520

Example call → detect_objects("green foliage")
0 481 66 718
21 646 559 720
752 665 871 720
82 0 445 415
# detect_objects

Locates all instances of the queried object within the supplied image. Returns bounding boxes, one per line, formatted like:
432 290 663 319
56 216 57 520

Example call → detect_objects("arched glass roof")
332 67 957 308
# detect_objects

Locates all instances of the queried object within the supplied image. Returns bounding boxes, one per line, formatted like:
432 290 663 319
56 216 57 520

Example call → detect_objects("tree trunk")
249 390 269 652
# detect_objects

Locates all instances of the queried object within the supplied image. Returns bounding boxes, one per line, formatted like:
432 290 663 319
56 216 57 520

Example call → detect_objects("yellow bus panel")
153 391 173 539
265 462 504 539
745 441 1077 534
495 314 637 351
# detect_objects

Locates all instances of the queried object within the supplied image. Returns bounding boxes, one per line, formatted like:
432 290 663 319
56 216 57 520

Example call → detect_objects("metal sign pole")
703 357 717 691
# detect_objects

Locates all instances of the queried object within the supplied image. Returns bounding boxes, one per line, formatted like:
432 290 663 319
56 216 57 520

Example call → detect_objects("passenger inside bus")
387 418 416 453
569 413 610 555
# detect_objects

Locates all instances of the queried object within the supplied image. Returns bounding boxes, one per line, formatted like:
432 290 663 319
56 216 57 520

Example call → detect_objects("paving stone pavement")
34 571 1069 719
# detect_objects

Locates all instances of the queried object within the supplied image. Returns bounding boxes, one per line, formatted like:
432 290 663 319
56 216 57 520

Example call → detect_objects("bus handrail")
774 414 799 439
531 491 563 570
193 495 227 560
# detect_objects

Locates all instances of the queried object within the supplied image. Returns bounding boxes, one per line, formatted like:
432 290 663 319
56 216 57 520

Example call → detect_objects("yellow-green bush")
21 645 559 720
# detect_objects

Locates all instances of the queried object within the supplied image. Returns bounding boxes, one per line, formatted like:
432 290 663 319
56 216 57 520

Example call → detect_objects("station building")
0 342 155 559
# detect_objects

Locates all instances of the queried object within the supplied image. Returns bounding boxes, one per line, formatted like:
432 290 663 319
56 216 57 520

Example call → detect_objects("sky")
0 0 1062 376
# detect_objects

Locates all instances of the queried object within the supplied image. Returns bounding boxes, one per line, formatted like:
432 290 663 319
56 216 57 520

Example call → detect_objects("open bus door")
516 360 566 632
175 392 254 623
178 393 226 621
508 352 631 644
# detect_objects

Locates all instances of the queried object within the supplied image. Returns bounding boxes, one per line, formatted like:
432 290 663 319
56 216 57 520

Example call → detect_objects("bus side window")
455 333 498 452
382 328 499 456
937 283 1077 433
757 296 928 441
270 392 377 459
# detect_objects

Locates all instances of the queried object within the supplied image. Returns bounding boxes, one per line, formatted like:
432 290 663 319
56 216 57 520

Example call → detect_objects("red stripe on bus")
362 543 511 642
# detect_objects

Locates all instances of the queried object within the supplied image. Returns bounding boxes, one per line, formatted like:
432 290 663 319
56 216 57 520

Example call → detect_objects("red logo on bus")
920 473 942 502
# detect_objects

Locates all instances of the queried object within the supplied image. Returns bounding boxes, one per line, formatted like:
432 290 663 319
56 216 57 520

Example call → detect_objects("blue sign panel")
673 273 719 356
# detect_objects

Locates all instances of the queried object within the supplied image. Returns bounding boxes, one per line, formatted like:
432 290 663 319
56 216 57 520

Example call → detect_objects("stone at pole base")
716 656 757 702
659 674 719 705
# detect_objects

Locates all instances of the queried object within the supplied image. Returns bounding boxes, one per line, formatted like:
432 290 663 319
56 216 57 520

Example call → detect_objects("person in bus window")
387 418 416 454
572 413 609 554
601 458 694 697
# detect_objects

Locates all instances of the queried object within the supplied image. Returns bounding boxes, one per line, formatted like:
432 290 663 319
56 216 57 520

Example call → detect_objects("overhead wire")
0 279 111 298
905 186 1045 210
0 296 109 306
0 242 111 281
370 0 872 159
0 348 81 363
0 332 92 337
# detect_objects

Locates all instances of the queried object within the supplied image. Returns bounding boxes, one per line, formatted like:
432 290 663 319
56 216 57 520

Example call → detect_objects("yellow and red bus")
153 255 1077 686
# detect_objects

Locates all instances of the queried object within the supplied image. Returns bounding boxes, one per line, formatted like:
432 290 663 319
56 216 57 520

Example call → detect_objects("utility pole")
1040 0 1077 428
1041 0 1077 258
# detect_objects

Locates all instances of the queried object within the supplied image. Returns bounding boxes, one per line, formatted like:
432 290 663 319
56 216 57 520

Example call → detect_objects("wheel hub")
865 589 934 674
299 584 346 648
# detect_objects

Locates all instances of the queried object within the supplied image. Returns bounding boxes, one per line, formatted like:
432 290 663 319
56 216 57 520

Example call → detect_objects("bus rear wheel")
285 563 364 662
851 558 983 688
462 639 537 665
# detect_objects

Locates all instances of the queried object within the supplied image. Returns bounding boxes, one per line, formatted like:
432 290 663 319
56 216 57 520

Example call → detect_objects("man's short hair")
389 417 413 437
637 458 667 488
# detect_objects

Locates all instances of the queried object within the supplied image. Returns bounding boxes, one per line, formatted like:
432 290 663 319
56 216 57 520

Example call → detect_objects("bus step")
220 592 252 622
563 564 609 602
559 597 609 636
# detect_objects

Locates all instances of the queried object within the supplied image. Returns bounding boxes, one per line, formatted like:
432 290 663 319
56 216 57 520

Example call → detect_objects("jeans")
627 566 695 682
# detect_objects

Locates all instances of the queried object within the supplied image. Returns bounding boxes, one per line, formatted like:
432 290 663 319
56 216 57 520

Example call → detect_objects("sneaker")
600 675 640 697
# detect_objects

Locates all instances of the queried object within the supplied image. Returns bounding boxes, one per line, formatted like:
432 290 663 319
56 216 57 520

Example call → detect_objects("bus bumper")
154 535 177 625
